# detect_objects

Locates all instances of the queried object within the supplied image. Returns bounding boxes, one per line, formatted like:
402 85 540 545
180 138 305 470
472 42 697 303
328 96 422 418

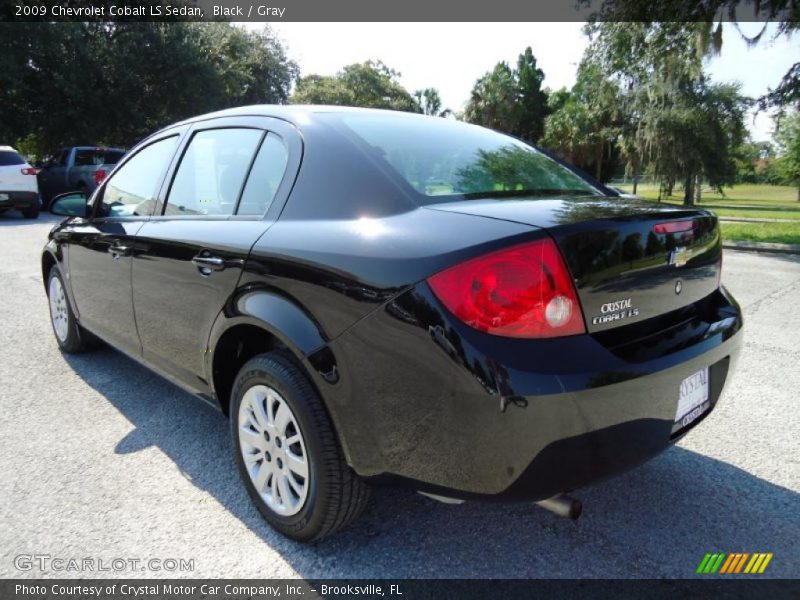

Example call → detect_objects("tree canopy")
464 47 549 143
568 22 751 203
1 23 297 157
291 60 423 113
774 110 800 200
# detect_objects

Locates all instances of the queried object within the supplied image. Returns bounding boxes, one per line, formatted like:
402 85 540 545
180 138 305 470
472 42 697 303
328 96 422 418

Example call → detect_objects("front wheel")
230 352 370 542
47 266 89 353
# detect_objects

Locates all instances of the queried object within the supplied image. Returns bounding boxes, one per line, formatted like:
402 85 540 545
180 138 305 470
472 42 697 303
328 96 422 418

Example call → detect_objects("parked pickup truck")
38 146 125 204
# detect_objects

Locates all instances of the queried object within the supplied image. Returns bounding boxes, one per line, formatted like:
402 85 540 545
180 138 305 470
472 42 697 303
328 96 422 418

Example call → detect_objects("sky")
242 22 799 142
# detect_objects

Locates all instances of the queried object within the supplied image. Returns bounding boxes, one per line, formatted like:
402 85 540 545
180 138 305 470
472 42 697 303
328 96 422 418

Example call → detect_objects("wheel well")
42 252 56 291
211 324 290 415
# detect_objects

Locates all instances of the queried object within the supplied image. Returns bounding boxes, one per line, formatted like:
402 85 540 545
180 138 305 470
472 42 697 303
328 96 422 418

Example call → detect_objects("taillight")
653 220 696 234
427 238 585 338
94 169 106 185
21 167 39 176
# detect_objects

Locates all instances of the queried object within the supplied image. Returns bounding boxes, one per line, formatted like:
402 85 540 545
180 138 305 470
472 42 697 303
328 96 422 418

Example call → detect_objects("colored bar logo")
697 552 773 574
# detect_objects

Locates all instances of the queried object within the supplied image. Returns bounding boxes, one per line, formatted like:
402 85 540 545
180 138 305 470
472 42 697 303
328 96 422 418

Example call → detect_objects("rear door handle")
192 253 226 275
108 243 132 259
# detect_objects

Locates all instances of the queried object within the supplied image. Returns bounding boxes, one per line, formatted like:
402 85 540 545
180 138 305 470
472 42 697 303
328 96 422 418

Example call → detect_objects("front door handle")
192 253 226 275
108 243 132 259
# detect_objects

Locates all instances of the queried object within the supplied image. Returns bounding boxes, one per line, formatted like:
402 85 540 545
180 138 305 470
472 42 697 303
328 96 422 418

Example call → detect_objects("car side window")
164 128 263 216
56 149 69 167
237 133 289 216
97 136 177 218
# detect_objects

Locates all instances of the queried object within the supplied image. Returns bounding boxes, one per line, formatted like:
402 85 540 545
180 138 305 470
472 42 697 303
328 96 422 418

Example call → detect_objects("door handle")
108 243 132 259
192 253 226 275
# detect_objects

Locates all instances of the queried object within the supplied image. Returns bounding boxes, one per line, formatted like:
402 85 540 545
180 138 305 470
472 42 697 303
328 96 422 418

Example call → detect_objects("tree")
774 110 800 201
291 60 421 113
514 47 550 142
0 23 297 156
541 59 623 181
464 62 518 133
583 22 749 205
464 47 550 143
636 80 749 204
413 88 451 117
583 1 799 109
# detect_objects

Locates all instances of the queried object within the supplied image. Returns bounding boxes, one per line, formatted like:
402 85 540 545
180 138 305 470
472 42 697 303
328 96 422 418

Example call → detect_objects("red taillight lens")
21 167 39 176
94 169 106 185
427 238 585 338
653 220 696 234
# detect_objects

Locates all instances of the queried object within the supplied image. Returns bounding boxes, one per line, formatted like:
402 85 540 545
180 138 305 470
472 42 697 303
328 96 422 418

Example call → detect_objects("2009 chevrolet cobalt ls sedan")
43 106 742 541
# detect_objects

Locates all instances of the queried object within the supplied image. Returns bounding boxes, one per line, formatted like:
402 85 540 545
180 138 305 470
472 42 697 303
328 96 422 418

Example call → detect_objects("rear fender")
205 286 330 395
205 287 361 464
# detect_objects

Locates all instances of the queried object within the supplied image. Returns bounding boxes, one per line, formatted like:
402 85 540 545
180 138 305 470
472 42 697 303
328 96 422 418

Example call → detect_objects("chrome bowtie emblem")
668 246 691 267
675 280 683 295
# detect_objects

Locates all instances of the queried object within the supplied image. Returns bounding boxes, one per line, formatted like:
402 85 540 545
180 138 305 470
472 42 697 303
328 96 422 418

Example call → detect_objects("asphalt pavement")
0 211 798 579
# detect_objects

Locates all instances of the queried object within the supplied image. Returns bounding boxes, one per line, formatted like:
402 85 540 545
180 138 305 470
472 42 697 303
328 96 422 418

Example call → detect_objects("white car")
0 146 40 219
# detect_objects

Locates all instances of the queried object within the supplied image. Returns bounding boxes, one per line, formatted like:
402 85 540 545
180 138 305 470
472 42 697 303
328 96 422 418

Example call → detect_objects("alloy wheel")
238 384 310 516
49 276 69 342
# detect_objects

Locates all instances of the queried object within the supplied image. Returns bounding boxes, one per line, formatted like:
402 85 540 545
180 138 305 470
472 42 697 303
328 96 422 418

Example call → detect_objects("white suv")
0 146 40 219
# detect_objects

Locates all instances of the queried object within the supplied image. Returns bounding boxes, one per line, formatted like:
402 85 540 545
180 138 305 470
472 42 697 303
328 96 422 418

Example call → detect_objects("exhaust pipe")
535 494 582 520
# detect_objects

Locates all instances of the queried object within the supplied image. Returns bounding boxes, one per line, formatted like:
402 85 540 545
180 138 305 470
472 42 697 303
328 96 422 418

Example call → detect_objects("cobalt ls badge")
591 297 640 325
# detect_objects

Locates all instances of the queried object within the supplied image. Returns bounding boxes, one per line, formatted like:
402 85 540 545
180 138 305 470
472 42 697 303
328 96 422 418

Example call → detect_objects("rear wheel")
47 266 88 353
230 352 370 542
21 204 39 219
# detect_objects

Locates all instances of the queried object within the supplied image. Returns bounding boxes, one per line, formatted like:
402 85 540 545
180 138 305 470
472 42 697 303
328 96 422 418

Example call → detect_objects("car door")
132 117 300 394
38 148 68 200
64 133 181 355
69 148 94 189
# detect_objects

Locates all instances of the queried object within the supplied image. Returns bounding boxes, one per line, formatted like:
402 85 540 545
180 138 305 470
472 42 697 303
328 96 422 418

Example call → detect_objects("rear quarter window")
237 134 289 216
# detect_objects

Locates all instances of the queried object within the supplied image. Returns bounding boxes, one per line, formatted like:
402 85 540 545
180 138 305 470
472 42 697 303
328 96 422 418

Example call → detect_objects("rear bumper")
0 191 39 209
320 284 743 500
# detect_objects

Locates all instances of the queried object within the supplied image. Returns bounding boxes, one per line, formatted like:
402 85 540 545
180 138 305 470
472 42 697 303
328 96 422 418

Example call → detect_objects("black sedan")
43 106 743 541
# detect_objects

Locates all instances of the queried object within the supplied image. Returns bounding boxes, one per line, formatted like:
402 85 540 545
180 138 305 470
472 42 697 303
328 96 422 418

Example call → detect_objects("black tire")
46 266 89 353
230 351 370 542
21 204 39 219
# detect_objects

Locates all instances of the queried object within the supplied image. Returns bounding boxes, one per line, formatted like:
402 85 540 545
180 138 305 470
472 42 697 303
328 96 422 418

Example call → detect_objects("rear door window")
164 128 263 216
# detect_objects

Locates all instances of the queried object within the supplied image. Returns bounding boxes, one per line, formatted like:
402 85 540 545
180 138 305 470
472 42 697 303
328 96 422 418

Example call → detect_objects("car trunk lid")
425 196 722 333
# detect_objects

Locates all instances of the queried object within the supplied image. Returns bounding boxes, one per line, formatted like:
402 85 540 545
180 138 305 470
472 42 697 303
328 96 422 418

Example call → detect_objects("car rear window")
99 150 124 164
334 114 599 202
0 151 25 166
75 149 125 166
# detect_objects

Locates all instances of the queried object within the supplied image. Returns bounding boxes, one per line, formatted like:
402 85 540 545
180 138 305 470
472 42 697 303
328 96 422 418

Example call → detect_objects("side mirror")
50 192 88 218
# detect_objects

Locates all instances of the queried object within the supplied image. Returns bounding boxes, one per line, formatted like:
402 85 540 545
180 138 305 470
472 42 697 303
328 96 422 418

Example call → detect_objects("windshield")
335 114 600 203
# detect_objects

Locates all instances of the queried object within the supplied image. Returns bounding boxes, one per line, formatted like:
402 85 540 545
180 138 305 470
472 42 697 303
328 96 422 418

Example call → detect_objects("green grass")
613 183 800 243
720 222 800 245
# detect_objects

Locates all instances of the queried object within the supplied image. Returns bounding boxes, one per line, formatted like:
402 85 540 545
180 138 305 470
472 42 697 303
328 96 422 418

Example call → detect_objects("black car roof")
163 104 433 132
